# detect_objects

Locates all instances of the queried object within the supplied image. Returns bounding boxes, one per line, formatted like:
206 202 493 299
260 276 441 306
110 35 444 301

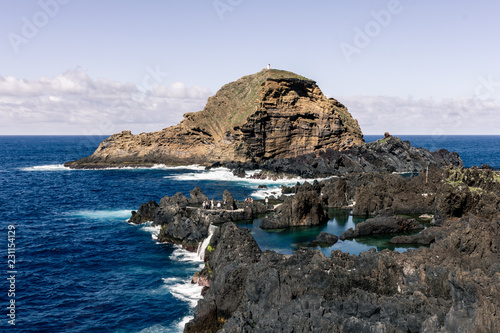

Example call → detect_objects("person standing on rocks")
265 197 269 208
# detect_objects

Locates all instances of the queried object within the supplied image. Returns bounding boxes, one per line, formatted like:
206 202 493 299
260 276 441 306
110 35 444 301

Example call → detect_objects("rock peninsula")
184 167 500 332
65 69 364 168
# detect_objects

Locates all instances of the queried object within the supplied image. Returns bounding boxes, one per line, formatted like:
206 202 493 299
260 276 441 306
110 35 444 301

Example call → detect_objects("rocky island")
65 69 364 168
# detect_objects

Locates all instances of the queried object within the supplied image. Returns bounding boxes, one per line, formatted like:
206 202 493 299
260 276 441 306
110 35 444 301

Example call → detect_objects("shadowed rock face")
129 201 158 224
313 231 339 246
65 69 364 169
226 136 463 178
261 190 328 229
340 215 424 240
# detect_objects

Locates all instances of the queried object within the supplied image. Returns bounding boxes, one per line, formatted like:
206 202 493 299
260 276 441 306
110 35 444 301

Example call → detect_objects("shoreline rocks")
261 190 327 229
340 215 424 241
129 200 159 224
128 188 269 251
222 136 462 178
313 231 339 246
390 226 449 245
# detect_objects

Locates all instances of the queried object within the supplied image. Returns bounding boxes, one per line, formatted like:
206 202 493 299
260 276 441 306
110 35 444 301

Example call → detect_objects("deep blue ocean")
1 135 498 332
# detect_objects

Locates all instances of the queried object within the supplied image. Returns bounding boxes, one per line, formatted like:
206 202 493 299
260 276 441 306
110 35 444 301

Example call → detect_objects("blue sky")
1 0 499 135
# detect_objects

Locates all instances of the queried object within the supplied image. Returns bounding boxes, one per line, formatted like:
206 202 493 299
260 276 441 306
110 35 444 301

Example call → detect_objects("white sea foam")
140 222 161 240
136 323 173 333
164 167 325 186
176 315 194 332
136 317 194 333
165 167 235 181
161 277 182 284
249 186 283 199
19 164 71 171
165 277 203 308
71 209 132 219
135 316 193 333
118 164 206 171
151 164 206 171
141 224 217 332
19 163 205 172
167 167 330 199
135 314 195 332
169 247 204 266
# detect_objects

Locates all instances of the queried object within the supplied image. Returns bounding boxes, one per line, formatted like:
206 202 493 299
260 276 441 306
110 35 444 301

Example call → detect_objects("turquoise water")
237 209 419 256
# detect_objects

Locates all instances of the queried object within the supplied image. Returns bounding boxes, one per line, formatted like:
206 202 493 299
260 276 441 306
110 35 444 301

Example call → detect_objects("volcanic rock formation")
186 217 500 333
65 69 364 168
223 136 463 178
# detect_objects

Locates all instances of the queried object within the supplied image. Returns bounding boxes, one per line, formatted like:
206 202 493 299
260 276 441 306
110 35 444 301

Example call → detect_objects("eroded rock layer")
65 69 364 168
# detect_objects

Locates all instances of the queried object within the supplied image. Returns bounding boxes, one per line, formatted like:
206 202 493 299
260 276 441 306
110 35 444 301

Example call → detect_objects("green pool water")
235 209 425 256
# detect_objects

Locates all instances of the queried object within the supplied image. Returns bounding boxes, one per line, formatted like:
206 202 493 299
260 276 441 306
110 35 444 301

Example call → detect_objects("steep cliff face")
236 77 362 160
65 69 364 168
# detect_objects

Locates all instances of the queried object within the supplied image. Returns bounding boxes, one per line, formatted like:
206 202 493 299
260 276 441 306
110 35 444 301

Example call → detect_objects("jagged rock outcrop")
433 167 500 224
225 136 463 178
65 69 364 168
313 231 339 246
222 190 237 210
186 224 263 332
159 192 189 208
157 207 209 251
128 187 270 251
189 187 209 204
340 215 424 240
274 168 442 216
129 200 159 224
325 178 349 207
390 226 449 245
260 190 328 229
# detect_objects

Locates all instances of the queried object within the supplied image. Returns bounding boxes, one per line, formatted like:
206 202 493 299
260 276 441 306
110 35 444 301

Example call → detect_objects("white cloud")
1 71 498 136
339 95 500 135
0 70 212 135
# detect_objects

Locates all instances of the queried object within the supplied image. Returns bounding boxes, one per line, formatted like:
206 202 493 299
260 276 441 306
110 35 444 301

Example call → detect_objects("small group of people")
244 196 270 208
203 196 270 209
202 199 215 210
202 199 226 210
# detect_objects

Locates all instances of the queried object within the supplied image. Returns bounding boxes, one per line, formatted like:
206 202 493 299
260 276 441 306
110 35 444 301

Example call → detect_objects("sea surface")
1 135 498 332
